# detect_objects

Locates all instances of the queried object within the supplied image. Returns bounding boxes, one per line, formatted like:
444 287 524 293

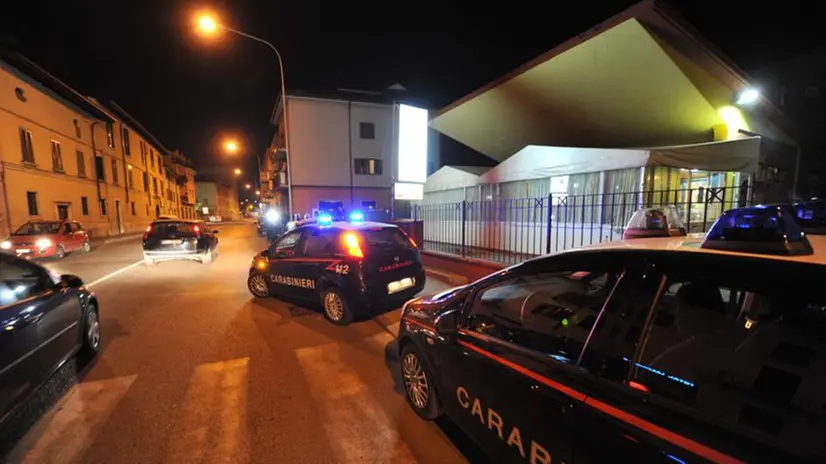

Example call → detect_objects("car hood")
402 285 468 322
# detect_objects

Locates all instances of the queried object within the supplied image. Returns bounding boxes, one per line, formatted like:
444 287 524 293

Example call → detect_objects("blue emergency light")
317 214 333 226
701 205 813 255
349 211 364 222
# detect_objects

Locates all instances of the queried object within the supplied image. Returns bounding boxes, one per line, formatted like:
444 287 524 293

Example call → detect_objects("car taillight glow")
192 225 201 237
143 225 151 240
342 232 364 258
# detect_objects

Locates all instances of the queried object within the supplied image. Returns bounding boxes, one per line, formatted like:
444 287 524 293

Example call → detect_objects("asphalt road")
1 223 483 464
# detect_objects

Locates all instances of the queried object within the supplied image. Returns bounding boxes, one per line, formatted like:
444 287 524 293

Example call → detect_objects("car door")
72 222 88 249
434 251 639 463
59 222 75 251
290 228 340 296
266 229 310 299
0 255 78 420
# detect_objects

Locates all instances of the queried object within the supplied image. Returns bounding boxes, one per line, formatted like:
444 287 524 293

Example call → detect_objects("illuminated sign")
397 104 428 183
394 182 424 200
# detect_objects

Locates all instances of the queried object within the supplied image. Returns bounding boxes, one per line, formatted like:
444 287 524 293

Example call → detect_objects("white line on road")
85 260 144 289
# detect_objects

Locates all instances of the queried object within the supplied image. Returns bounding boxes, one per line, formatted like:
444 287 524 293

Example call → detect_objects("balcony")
273 170 289 188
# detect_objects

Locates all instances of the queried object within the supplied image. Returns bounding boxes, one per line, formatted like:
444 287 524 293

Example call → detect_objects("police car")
247 213 426 324
397 205 826 463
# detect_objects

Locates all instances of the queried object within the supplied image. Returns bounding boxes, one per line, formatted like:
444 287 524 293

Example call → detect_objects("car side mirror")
435 309 459 337
59 274 84 288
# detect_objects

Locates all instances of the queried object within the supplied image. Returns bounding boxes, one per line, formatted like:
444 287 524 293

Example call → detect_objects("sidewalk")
90 232 143 248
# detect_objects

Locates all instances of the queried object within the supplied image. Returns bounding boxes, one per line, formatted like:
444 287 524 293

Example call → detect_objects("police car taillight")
342 232 364 258
701 205 814 255
622 206 686 240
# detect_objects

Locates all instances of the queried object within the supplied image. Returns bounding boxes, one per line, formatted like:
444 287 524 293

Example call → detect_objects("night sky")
2 1 824 186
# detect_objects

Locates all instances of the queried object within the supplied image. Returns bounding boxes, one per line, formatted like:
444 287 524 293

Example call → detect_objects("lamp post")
195 13 293 217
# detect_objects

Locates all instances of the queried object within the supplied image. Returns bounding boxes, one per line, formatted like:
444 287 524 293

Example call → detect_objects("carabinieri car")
397 205 826 463
247 216 425 324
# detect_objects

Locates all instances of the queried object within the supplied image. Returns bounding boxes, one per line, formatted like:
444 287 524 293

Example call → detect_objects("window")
106 122 115 148
359 122 375 139
81 196 89 215
99 199 107 216
95 155 105 181
153 178 158 195
127 168 134 189
354 158 382 175
26 192 38 216
140 140 147 166
150 150 155 169
131 202 136 215
111 159 119 185
467 258 628 363
19 128 35 163
143 172 149 191
303 229 338 256
145 204 149 216
272 230 302 254
122 127 131 156
50 140 64 171
76 150 86 177
73 119 82 138
0 255 55 307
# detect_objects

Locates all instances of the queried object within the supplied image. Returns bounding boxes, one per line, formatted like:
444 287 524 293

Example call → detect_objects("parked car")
0 252 100 425
0 220 91 259
142 219 219 265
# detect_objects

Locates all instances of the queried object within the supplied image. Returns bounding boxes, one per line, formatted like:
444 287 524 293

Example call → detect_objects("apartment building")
0 51 190 238
170 150 197 219
195 179 237 220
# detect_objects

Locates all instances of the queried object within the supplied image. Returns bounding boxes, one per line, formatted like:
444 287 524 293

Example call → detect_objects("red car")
0 220 91 259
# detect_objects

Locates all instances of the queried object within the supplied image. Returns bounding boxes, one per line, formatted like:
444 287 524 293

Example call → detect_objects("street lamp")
245 184 251 189
234 168 242 176
194 11 293 217
224 139 239 154
255 190 260 196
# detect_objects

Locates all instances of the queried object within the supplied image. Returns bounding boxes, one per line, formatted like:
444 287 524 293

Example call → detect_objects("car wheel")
80 303 101 359
55 245 65 259
144 257 155 266
201 249 213 264
400 344 441 420
320 287 353 325
248 272 270 298
82 239 92 253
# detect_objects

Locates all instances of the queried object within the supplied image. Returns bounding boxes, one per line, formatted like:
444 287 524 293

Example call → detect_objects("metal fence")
414 184 754 265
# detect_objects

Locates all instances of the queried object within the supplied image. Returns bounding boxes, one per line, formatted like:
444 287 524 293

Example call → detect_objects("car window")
587 253 826 458
466 253 634 368
303 229 337 256
272 230 303 254
14 222 61 235
148 222 198 237
74 222 83 231
63 223 72 234
0 255 55 306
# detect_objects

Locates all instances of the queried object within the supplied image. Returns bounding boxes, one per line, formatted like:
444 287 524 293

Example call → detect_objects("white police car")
398 204 826 463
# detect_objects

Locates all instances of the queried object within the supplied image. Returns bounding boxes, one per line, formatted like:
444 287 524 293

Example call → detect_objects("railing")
414 185 755 266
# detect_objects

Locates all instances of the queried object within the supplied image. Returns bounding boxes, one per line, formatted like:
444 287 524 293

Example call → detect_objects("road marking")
296 344 417 463
164 357 250 464
85 260 144 289
7 374 138 464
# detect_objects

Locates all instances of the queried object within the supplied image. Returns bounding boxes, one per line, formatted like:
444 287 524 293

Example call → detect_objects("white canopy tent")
424 165 491 193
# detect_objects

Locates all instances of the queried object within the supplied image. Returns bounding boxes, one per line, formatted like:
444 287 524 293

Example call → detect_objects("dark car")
0 220 91 259
397 209 826 463
142 219 219 266
0 253 100 425
247 220 425 324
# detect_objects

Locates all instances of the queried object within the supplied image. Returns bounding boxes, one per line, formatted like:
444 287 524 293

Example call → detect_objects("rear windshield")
362 227 410 249
14 222 61 235
149 222 198 237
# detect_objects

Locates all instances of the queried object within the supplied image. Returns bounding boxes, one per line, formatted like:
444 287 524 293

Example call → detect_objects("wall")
292 186 390 217
349 102 394 189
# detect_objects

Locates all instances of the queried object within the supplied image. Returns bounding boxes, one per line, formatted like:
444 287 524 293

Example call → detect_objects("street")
1 223 481 464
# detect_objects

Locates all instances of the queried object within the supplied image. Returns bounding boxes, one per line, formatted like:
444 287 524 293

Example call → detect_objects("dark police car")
247 214 425 324
142 219 219 266
0 252 100 426
398 205 826 463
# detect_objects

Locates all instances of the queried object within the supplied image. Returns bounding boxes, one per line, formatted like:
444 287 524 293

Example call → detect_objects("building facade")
170 150 197 219
0 52 193 238
195 180 236 221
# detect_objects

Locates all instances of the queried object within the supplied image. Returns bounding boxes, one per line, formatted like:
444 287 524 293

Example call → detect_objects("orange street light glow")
234 168 242 176
224 140 238 153
245 184 251 189
196 14 218 35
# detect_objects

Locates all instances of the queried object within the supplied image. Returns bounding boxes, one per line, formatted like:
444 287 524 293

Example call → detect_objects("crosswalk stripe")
163 357 250 464
7 374 137 464
295 343 417 463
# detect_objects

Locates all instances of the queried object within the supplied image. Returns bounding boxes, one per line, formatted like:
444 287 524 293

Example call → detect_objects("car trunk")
358 227 422 294
145 222 200 251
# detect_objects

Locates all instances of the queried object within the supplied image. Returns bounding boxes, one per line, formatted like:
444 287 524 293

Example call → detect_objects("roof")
271 88 434 126
0 49 113 122
575 234 826 266
429 0 794 162
92 100 170 156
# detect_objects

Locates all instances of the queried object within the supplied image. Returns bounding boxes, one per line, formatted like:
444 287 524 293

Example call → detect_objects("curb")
425 267 469 286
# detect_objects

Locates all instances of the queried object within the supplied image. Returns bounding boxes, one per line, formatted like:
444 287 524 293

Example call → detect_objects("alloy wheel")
323 292 344 321
87 310 100 350
249 274 269 297
402 353 429 409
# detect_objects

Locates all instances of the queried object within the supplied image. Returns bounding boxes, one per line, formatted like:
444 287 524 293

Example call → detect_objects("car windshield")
148 222 198 237
13 222 61 235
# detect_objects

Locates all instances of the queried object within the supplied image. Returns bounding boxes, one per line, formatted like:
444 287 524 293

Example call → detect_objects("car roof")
151 218 200 224
571 233 826 265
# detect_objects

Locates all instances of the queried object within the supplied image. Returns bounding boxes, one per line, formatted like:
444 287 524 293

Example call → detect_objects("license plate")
387 277 415 294
16 249 30 254
161 240 180 245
